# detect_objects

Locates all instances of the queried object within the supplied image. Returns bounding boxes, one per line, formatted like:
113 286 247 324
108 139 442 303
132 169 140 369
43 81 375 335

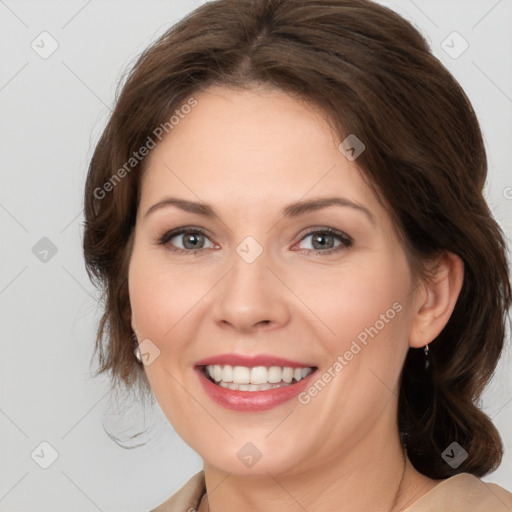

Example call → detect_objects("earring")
424 343 430 371
132 332 143 363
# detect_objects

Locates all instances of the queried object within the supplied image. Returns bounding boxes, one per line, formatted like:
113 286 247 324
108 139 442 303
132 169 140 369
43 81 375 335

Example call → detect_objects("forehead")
139 85 379 219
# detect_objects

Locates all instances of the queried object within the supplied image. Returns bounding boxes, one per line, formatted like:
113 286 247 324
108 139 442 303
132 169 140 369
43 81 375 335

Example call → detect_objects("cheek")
128 250 202 433
128 250 204 341
301 256 412 355
128 262 167 337
301 254 414 414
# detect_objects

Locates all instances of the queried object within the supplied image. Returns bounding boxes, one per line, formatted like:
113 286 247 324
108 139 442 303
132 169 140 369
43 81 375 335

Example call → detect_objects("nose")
212 248 291 335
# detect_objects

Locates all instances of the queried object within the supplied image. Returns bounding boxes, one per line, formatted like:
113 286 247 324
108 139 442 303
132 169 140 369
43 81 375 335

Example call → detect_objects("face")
128 84 419 477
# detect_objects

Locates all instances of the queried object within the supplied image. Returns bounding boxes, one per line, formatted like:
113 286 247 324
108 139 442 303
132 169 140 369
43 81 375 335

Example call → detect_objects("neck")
199 413 437 512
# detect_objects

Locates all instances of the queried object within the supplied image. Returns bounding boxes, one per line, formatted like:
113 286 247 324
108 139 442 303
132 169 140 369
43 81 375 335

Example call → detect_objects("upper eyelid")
160 228 216 247
161 226 352 248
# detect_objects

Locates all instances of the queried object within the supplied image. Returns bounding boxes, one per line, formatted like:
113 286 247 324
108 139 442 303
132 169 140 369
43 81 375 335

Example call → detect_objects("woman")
83 0 512 510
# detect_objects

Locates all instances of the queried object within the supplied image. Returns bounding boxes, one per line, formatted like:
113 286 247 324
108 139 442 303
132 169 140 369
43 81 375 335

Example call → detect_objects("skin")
128 84 464 512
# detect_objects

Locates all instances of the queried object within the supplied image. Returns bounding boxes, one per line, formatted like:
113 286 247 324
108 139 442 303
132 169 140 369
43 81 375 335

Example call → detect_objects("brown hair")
83 0 511 477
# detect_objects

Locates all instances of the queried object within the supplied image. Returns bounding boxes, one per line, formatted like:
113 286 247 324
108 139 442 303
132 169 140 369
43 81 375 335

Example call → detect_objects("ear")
409 251 464 349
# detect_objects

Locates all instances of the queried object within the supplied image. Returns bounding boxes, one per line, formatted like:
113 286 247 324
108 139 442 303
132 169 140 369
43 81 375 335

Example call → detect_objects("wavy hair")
83 0 511 477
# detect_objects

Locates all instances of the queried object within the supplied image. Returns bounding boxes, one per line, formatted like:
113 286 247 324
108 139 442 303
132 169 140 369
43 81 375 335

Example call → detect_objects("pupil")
184 234 203 249
313 234 332 249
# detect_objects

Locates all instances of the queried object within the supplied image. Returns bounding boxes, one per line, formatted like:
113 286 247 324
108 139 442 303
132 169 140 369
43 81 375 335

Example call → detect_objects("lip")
195 356 317 412
195 353 315 368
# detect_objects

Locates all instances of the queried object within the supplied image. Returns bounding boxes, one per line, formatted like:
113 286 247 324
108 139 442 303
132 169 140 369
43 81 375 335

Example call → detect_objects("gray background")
1 0 511 510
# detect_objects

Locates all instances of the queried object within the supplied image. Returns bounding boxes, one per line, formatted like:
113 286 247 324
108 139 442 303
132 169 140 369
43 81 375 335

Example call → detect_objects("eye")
157 227 216 255
293 228 353 255
156 226 353 256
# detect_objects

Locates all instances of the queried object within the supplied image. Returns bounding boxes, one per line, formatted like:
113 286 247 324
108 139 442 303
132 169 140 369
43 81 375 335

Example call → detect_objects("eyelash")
156 226 353 256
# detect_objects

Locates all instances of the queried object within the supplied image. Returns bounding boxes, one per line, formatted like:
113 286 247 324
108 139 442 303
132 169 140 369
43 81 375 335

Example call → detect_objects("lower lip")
196 368 316 411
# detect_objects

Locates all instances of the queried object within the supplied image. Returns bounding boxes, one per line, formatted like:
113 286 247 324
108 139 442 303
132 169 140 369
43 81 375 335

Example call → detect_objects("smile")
203 364 314 391
194 354 318 411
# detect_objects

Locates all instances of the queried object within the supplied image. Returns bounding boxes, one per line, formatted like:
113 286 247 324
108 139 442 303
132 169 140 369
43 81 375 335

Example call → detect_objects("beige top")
150 470 512 511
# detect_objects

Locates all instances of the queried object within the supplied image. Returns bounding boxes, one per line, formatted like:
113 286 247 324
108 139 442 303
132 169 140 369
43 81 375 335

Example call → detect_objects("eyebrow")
144 196 375 224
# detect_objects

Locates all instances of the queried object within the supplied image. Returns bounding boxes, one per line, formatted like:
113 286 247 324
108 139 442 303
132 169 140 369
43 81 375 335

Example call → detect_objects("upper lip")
195 353 316 368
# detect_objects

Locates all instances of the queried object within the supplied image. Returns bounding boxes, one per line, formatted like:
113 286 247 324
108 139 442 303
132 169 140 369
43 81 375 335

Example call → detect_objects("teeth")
213 365 222 382
222 365 233 382
301 368 311 378
250 366 268 384
205 364 313 390
268 366 282 383
283 367 294 383
217 381 295 391
232 366 250 384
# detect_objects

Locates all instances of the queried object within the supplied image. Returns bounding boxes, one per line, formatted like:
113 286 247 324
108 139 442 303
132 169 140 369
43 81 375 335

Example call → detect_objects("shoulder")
148 471 512 511
149 471 205 512
405 473 512 512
